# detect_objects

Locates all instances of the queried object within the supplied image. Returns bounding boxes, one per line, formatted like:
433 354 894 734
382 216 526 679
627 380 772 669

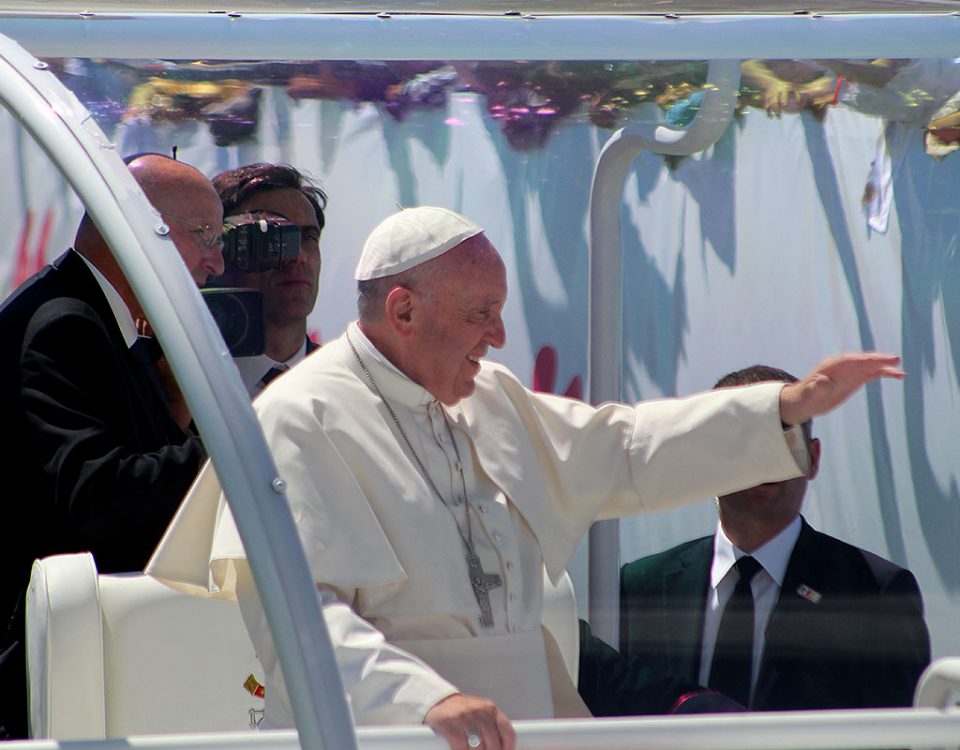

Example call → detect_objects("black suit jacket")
601 518 930 714
0 249 206 737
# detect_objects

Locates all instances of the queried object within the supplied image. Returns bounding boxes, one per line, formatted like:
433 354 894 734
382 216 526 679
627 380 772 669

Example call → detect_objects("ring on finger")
466 731 482 748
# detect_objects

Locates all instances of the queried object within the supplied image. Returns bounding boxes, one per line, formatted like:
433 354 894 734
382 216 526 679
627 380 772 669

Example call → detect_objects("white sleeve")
233 561 458 728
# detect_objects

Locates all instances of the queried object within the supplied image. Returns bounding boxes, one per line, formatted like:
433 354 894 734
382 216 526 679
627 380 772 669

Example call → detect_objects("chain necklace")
347 330 502 627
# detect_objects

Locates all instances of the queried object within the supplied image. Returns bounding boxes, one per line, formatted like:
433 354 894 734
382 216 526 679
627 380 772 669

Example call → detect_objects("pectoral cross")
465 550 502 628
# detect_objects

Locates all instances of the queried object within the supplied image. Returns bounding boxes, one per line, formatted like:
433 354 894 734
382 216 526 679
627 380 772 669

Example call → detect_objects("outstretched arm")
779 353 904 426
233 561 514 750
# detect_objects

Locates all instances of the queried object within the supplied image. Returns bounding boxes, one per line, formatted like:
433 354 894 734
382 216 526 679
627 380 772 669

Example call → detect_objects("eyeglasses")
162 214 224 252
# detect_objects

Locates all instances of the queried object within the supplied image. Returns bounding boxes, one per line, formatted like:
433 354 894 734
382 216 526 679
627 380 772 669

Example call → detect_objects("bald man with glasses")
0 153 223 738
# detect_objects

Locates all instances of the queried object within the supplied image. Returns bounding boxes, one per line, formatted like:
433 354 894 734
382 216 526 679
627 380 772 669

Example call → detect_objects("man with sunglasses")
0 153 223 738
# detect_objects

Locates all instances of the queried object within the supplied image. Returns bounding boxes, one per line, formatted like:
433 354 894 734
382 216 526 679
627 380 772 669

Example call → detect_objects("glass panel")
3 53 958 727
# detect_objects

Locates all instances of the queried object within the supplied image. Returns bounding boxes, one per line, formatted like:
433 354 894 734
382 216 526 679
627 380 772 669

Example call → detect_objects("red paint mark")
33 208 55 273
532 345 582 400
13 209 35 288
12 208 56 289
533 346 557 392
831 75 844 106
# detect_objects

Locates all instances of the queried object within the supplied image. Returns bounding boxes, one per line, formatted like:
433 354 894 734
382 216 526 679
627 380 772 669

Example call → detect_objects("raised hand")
779 352 904 426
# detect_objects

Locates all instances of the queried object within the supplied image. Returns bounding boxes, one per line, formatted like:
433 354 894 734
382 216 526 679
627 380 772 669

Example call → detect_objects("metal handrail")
0 33 355 750
3 708 960 750
586 59 741 647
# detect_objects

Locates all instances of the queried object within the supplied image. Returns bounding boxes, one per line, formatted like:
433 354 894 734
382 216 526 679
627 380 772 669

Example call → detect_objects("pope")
149 206 904 750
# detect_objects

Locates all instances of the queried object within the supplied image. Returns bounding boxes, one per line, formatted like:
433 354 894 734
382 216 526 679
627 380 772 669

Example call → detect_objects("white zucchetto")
355 206 484 281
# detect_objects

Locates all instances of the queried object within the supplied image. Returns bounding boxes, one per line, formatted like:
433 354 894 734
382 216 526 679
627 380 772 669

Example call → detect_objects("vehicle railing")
586 58 742 647
0 31 354 750
2 709 960 750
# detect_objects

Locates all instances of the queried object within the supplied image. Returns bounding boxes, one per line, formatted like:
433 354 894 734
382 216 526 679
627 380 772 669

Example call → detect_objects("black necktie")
709 555 762 707
260 365 287 388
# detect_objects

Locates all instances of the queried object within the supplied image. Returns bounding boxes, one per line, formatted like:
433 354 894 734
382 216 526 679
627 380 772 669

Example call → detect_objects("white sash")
393 628 554 720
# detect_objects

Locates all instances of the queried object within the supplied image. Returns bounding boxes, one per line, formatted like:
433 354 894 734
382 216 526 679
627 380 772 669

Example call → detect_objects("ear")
383 285 416 336
806 437 822 480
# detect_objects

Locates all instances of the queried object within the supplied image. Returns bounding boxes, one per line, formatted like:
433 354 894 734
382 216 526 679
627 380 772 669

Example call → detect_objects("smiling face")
401 234 508 405
230 187 322 326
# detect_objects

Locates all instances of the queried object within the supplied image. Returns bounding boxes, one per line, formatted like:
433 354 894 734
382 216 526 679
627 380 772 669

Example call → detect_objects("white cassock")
148 322 805 727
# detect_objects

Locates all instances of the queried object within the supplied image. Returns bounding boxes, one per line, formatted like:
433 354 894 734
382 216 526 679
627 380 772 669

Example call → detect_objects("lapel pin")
796 583 822 604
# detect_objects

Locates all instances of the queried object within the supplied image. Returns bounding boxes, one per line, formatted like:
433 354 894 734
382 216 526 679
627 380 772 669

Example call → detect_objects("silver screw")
271 477 287 494
33 61 49 70
155 223 171 236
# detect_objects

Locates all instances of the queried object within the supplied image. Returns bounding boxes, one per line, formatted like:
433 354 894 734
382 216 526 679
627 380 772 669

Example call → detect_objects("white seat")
26 553 264 739
914 658 960 750
26 552 106 739
26 553 580 739
914 657 960 709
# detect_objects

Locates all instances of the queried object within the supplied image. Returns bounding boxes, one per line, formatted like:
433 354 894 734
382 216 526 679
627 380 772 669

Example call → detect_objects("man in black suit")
0 153 225 738
581 364 931 715
211 163 327 395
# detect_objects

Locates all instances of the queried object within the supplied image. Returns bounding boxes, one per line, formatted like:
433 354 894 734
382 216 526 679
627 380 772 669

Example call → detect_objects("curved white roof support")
586 59 741 647
0 33 355 750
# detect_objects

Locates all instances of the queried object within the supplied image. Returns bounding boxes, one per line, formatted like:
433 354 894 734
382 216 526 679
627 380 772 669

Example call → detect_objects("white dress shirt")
699 514 803 703
235 339 311 396
78 252 138 348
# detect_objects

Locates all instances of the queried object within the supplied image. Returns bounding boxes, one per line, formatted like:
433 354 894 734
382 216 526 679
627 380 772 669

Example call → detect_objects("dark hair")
714 364 798 389
212 163 327 230
714 364 813 440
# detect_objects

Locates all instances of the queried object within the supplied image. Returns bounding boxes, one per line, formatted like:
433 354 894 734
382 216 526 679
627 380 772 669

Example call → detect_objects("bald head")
128 155 225 284
77 154 224 287
127 154 207 215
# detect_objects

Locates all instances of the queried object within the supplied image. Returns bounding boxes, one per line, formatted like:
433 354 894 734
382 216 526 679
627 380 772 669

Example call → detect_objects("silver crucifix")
465 550 502 627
